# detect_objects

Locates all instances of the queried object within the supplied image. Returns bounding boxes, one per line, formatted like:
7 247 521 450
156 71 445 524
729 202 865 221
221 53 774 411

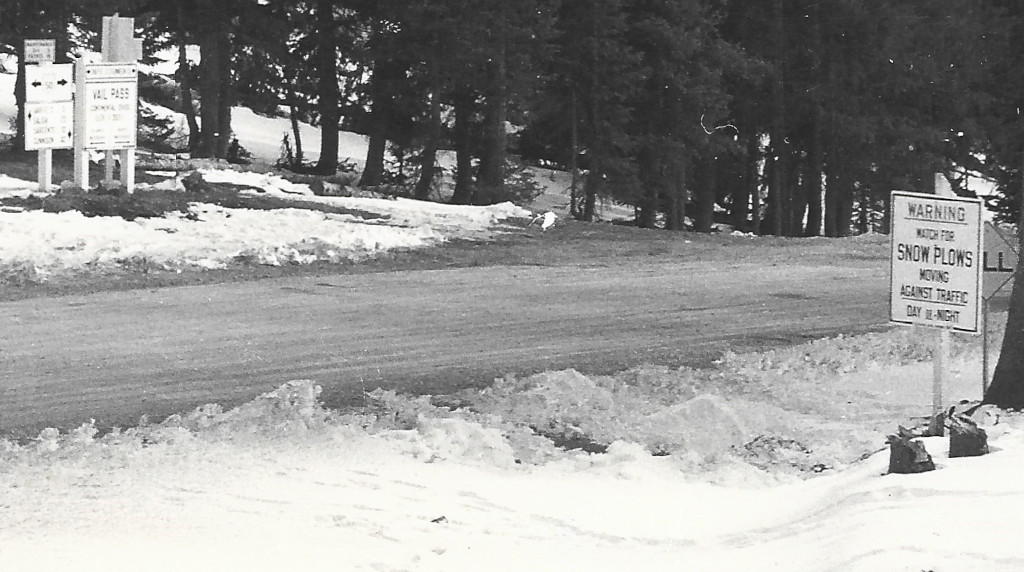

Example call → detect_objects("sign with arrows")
23 63 73 151
25 64 73 102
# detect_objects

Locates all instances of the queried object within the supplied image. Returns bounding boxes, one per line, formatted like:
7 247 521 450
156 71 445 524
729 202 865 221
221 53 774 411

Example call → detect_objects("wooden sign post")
890 190 984 436
72 15 142 192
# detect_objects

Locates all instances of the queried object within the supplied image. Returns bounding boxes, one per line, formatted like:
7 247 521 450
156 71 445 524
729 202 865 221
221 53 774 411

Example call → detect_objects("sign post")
23 39 73 191
72 15 141 193
890 190 984 435
73 61 138 190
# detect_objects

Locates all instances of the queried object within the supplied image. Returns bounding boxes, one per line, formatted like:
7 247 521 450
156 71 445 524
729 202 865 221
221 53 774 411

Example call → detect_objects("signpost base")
37 149 51 192
73 149 88 190
104 151 116 185
120 148 135 191
928 328 950 437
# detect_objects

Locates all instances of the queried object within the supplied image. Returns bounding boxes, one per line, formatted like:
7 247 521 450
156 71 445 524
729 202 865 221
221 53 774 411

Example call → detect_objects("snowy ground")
3 60 1022 572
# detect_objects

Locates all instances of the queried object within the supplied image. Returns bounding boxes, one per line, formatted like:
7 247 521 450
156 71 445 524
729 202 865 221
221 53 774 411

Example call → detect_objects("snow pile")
200 167 532 233
0 204 443 275
0 325 1021 571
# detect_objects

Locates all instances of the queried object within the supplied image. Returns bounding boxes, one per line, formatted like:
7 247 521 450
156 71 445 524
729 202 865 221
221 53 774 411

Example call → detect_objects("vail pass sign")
77 62 138 149
890 191 983 333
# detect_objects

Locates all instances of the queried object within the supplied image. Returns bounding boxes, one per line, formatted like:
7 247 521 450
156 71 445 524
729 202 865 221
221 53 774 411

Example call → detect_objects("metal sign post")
890 190 984 435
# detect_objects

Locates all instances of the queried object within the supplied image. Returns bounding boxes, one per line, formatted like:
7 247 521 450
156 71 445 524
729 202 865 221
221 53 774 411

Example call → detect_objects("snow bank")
0 326 1019 571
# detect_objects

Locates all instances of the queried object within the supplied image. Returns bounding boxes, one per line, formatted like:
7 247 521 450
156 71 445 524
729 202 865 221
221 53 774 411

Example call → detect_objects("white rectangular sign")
25 101 73 150
80 63 138 149
24 39 55 64
25 64 73 103
890 191 983 333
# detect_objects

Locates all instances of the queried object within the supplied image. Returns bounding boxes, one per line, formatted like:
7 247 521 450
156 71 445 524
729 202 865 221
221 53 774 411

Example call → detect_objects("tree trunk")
570 88 580 219
288 90 303 167
314 0 340 174
806 123 823 236
857 184 870 234
665 157 688 231
748 133 762 234
804 0 823 237
477 35 507 204
837 166 855 237
769 0 787 237
824 151 841 237
451 90 475 204
731 152 750 232
214 28 233 159
195 23 222 158
14 40 25 152
414 60 441 201
984 150 1024 409
787 151 804 236
358 58 390 187
177 41 200 152
694 154 716 233
583 172 597 222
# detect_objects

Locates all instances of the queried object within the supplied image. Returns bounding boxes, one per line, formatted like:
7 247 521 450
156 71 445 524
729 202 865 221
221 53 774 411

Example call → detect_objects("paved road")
0 260 889 436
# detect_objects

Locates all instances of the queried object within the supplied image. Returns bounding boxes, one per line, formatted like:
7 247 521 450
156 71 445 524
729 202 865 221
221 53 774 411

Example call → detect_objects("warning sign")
890 191 983 333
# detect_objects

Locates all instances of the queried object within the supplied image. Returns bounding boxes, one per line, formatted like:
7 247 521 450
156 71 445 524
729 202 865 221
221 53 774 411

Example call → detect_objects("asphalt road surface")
0 260 890 436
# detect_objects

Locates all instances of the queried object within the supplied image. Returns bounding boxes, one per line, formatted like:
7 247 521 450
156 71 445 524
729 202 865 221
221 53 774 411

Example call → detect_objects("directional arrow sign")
25 64 74 103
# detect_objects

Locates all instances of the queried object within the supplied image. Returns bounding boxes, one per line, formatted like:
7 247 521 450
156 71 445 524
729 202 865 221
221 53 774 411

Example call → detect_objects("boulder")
887 427 935 474
949 415 988 458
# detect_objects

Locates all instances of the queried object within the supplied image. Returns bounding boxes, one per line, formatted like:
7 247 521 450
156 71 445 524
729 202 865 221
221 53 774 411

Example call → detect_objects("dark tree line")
1 0 1022 234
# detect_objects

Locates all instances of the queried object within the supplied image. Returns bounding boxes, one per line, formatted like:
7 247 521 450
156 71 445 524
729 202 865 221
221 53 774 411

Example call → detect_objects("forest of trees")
2 0 1024 237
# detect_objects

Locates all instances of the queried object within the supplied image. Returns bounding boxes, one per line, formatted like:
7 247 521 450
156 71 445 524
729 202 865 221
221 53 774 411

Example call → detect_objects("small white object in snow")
530 211 557 231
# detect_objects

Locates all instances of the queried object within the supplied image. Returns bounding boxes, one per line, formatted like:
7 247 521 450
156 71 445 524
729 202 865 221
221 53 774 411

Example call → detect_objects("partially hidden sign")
890 191 983 333
983 222 1017 298
23 39 55 64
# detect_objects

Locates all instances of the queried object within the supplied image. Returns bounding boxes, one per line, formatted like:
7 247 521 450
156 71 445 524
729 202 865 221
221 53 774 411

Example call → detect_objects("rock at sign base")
949 415 989 458
887 427 936 474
